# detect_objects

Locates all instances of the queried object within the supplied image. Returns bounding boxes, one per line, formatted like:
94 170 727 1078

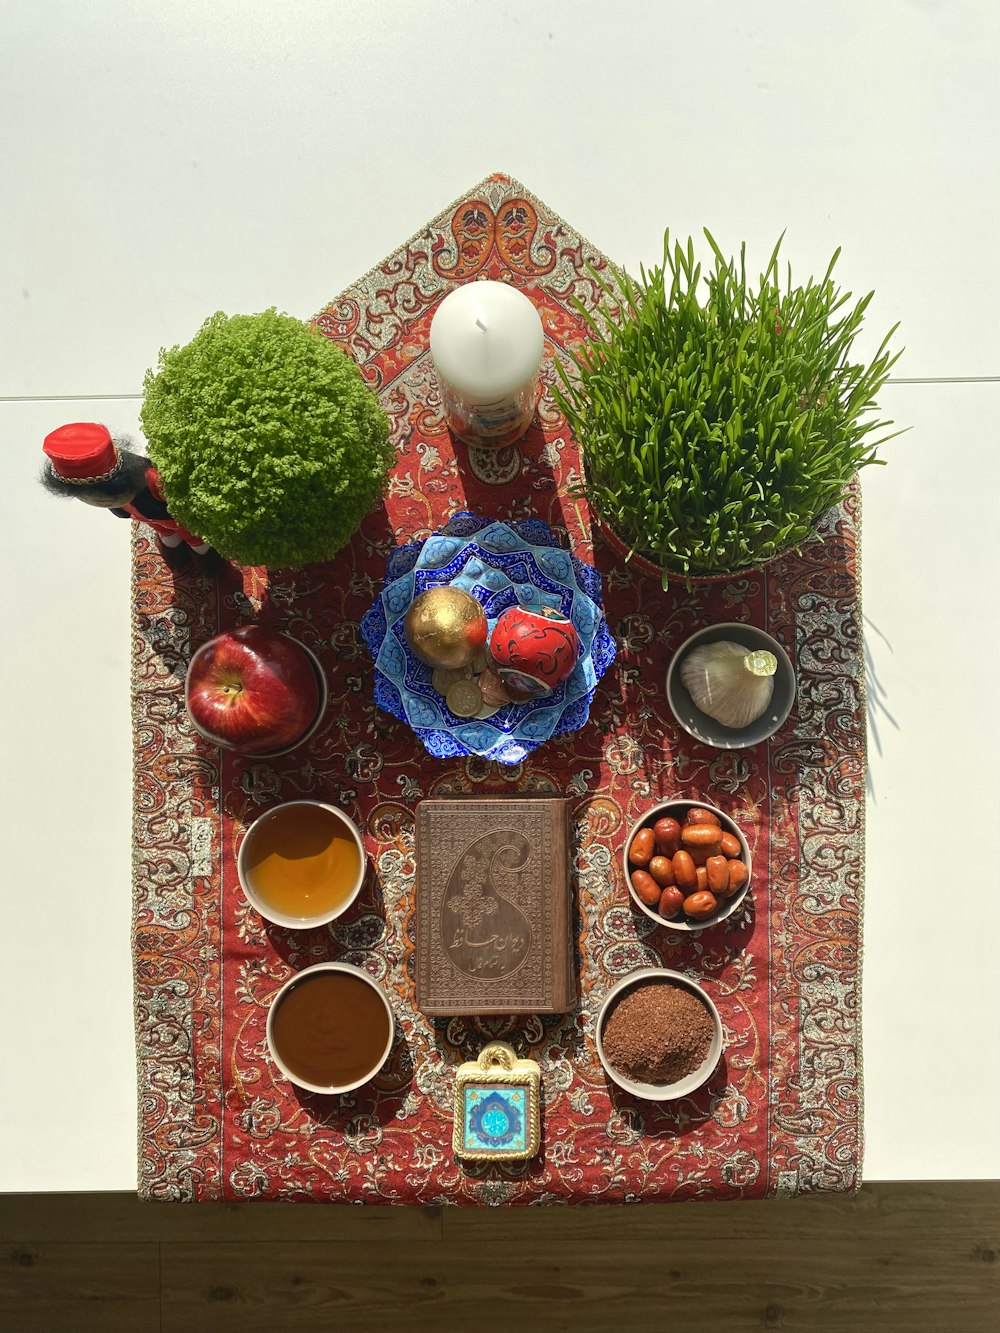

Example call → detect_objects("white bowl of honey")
266 961 394 1095
237 800 366 929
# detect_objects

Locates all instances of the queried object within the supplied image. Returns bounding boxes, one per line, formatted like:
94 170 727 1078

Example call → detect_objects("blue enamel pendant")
453 1041 541 1161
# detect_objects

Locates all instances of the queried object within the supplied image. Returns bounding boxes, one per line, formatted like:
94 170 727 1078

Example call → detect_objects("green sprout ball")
141 310 393 568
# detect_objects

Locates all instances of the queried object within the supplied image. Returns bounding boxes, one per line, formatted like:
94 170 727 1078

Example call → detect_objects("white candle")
429 280 544 449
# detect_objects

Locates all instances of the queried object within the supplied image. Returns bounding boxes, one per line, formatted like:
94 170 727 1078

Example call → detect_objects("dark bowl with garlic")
666 623 795 750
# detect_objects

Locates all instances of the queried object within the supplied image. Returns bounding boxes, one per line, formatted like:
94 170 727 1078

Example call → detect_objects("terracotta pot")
593 512 805 587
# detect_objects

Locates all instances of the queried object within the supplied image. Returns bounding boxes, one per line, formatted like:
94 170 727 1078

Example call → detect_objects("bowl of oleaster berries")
624 799 752 931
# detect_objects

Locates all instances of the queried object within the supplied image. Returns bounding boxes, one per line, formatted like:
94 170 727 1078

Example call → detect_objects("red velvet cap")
43 422 118 479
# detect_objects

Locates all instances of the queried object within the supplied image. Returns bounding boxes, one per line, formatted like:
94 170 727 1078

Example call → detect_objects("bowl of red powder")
595 968 723 1100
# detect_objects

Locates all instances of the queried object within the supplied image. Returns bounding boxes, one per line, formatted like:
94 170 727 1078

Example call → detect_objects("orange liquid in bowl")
244 804 362 919
270 970 391 1088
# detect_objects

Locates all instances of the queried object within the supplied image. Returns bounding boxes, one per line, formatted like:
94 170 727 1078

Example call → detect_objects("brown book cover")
415 795 576 1016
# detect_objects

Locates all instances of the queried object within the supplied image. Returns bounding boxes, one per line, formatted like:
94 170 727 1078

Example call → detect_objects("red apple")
185 626 321 755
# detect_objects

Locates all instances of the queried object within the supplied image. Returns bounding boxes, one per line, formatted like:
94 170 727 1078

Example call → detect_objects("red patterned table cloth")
132 174 864 1204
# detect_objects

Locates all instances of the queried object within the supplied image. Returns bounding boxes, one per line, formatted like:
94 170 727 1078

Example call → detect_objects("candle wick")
475 318 488 332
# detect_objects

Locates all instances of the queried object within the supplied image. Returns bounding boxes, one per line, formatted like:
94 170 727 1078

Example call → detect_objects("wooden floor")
1 1184 998 1332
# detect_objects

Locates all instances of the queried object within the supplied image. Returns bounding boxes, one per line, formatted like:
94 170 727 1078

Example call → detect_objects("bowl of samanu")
266 962 394 1095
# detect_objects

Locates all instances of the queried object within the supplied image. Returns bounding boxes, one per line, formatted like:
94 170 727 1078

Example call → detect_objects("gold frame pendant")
453 1041 542 1162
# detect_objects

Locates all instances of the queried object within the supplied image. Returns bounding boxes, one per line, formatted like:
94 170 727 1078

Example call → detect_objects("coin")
470 649 490 675
432 666 471 696
477 667 511 708
475 701 503 720
446 680 484 718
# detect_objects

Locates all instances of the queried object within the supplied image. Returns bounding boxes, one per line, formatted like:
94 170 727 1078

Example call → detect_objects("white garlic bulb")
679 640 777 729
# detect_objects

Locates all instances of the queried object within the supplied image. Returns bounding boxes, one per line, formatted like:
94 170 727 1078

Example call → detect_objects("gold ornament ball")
404 587 488 669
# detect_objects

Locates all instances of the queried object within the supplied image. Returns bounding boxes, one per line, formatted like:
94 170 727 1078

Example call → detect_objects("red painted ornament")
488 605 580 698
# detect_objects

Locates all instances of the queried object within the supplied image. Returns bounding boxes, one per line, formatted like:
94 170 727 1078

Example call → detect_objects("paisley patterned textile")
132 173 864 1204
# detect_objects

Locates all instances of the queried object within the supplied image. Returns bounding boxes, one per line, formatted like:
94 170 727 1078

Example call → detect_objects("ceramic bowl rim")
237 799 367 930
665 622 795 750
265 961 395 1095
595 966 724 1101
623 799 752 933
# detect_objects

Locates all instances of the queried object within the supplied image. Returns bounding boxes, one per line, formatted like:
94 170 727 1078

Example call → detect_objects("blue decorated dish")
360 513 616 764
